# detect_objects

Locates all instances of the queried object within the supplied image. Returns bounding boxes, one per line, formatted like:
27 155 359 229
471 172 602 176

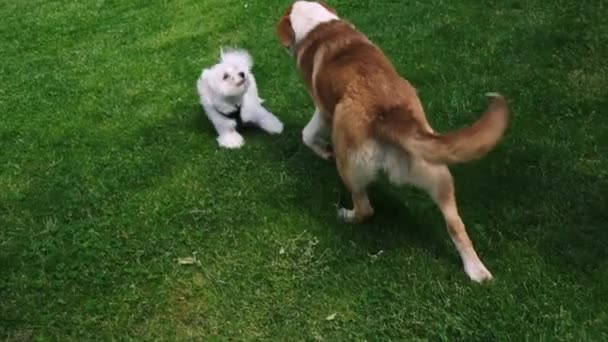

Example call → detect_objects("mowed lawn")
1 0 607 340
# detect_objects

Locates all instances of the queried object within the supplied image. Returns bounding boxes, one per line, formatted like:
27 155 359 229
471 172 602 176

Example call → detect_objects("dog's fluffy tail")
220 48 253 69
385 93 510 165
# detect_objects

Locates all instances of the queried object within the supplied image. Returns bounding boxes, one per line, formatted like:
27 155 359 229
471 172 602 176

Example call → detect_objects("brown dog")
277 1 509 282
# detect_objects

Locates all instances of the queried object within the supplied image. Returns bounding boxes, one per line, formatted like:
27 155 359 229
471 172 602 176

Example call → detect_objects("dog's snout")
238 72 245 79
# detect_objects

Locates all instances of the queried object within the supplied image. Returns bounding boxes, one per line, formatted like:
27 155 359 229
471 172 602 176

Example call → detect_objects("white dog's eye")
222 73 229 80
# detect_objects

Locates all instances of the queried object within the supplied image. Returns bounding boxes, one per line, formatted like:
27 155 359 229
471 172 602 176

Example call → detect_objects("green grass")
1 0 607 340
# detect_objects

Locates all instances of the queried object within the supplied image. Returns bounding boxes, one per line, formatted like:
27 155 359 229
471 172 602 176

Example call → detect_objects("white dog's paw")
217 132 245 149
258 115 284 134
464 261 493 283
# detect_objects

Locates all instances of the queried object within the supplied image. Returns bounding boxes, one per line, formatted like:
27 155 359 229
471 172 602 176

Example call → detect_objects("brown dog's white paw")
465 262 493 283
305 142 334 160
337 208 356 222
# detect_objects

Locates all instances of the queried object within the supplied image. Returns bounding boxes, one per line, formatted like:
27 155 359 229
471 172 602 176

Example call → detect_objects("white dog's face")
208 60 251 98
198 49 255 108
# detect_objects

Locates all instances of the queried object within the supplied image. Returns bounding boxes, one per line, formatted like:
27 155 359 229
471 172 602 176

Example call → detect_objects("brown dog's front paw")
324 146 335 160
309 144 334 160
337 207 373 223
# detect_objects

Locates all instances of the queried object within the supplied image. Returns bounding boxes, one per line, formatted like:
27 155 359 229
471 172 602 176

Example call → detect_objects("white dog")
197 49 284 149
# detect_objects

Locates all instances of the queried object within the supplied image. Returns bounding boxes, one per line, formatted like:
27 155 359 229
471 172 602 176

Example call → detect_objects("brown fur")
277 1 510 282
279 17 510 164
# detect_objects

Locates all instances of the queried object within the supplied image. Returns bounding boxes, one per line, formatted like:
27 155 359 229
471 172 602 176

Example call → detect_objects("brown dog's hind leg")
335 155 375 223
332 104 375 223
408 159 493 283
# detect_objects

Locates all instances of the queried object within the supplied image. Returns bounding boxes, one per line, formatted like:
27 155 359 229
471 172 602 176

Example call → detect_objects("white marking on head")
290 1 339 43
220 48 253 70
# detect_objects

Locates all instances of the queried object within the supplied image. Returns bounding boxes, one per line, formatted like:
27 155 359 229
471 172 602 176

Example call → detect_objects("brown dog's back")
295 20 510 165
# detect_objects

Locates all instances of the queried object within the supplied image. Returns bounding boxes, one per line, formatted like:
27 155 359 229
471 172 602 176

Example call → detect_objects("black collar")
215 104 242 126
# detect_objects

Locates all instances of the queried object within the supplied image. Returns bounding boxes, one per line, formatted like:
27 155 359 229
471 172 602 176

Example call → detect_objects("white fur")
302 109 332 159
290 1 339 44
289 2 338 157
197 48 283 149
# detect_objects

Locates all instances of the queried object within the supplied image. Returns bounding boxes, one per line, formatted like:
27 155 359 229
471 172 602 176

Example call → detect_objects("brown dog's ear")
277 7 295 48
318 0 337 14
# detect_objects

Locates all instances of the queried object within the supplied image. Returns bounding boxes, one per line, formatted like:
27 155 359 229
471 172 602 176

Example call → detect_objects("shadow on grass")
170 90 608 278
454 141 608 274
264 124 608 277
20 96 604 285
